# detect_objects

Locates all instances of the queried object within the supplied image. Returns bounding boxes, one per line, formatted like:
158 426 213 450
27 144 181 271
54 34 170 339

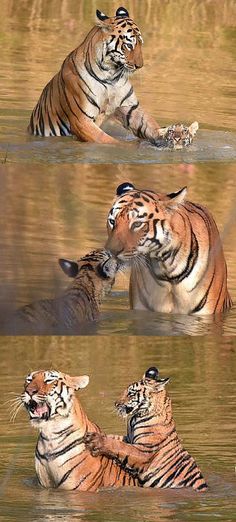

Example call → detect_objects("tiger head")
115 367 170 418
95 7 143 72
22 370 89 425
106 183 187 262
158 122 199 149
58 249 119 290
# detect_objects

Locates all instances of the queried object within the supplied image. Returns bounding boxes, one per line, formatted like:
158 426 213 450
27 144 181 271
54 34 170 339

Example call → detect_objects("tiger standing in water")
105 182 232 315
85 367 208 492
18 370 137 490
28 7 197 145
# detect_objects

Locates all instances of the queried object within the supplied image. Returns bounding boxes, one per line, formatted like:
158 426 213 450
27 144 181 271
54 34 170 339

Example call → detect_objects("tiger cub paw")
84 432 106 457
156 121 199 149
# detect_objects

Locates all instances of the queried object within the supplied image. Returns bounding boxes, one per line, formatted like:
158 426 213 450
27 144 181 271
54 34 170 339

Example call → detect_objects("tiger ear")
116 182 135 196
166 187 187 208
116 7 129 17
96 9 109 21
188 121 199 137
154 378 170 391
63 374 90 391
58 258 79 278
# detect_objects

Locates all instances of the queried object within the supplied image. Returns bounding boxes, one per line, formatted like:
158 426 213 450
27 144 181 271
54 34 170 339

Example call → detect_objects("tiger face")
106 183 187 262
22 370 89 425
115 367 169 418
158 122 199 149
96 7 143 72
59 249 119 285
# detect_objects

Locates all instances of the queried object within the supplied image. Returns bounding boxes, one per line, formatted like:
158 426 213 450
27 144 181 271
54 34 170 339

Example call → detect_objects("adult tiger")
85 367 208 492
19 370 137 491
5 249 118 334
105 182 232 315
28 7 170 144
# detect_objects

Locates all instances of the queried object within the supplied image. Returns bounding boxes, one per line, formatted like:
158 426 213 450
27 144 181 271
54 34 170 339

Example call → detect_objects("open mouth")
26 399 51 420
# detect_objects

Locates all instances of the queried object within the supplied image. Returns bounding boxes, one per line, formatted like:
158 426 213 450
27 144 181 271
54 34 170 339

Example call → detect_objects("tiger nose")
26 385 38 396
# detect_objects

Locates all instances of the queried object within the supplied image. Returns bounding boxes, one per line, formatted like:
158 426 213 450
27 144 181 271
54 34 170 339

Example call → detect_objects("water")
0 336 236 522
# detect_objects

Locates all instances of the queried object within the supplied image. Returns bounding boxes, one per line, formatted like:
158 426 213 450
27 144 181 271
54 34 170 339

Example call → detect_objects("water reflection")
1 0 236 163
0 336 236 522
0 162 235 335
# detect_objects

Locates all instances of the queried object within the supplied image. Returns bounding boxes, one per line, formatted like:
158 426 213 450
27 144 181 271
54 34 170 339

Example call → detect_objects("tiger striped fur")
85 367 208 492
6 249 118 333
105 182 232 315
28 7 170 145
21 370 137 491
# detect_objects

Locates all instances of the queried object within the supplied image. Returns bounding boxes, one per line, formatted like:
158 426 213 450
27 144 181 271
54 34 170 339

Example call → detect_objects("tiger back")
105 182 232 315
85 367 208 492
21 370 137 491
5 249 118 334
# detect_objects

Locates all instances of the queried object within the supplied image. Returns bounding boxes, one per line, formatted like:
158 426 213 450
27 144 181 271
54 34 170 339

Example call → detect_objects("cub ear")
188 121 199 137
144 367 159 381
116 182 135 197
58 258 79 278
63 374 90 391
96 9 109 21
156 377 170 391
166 187 187 208
116 7 129 17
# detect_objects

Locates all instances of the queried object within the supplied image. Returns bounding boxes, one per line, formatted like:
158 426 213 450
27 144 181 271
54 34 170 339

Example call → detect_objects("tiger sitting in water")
27 6 196 147
19 370 137 491
85 367 208 492
6 249 118 333
105 182 232 315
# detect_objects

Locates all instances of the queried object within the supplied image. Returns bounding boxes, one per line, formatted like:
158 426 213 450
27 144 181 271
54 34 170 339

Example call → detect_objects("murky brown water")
0 336 236 522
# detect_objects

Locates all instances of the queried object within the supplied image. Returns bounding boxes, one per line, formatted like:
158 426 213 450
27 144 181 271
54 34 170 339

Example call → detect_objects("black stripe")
126 102 139 127
120 86 134 106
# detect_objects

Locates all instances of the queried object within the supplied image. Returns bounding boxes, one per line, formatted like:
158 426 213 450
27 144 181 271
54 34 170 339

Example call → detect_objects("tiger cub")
5 249 118 333
19 370 137 491
85 367 208 492
156 122 199 149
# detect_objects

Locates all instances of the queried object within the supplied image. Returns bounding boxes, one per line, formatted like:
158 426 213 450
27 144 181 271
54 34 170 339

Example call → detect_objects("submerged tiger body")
85 367 208 492
6 249 118 333
105 182 232 315
20 370 136 491
27 7 193 146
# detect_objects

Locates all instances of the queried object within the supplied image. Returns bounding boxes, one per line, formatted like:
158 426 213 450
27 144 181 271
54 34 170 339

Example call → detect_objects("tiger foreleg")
115 105 162 145
70 115 119 144
84 432 148 470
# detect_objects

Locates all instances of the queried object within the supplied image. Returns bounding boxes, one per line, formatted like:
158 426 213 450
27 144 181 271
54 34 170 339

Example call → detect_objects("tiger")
156 122 199 149
105 182 232 315
84 367 208 492
27 6 190 146
18 370 137 491
5 249 118 334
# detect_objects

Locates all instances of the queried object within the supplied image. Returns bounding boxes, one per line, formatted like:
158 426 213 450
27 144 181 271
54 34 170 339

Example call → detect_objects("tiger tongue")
34 404 49 417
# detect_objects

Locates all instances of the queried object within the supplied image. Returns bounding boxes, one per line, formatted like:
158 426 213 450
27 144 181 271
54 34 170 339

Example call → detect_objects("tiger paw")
155 121 199 149
84 432 106 457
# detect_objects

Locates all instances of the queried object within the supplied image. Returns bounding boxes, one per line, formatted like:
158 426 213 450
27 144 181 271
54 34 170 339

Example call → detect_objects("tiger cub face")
59 249 119 288
158 122 199 149
96 7 143 71
115 367 169 418
22 370 89 426
106 183 187 261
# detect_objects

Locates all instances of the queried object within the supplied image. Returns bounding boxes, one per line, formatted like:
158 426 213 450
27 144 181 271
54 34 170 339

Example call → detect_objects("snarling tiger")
5 249 118 334
27 6 190 146
105 182 232 315
85 367 208 492
19 370 137 491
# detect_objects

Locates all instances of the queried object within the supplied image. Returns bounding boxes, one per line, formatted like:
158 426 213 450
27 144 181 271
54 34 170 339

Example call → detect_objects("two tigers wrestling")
19 368 207 492
28 7 198 148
